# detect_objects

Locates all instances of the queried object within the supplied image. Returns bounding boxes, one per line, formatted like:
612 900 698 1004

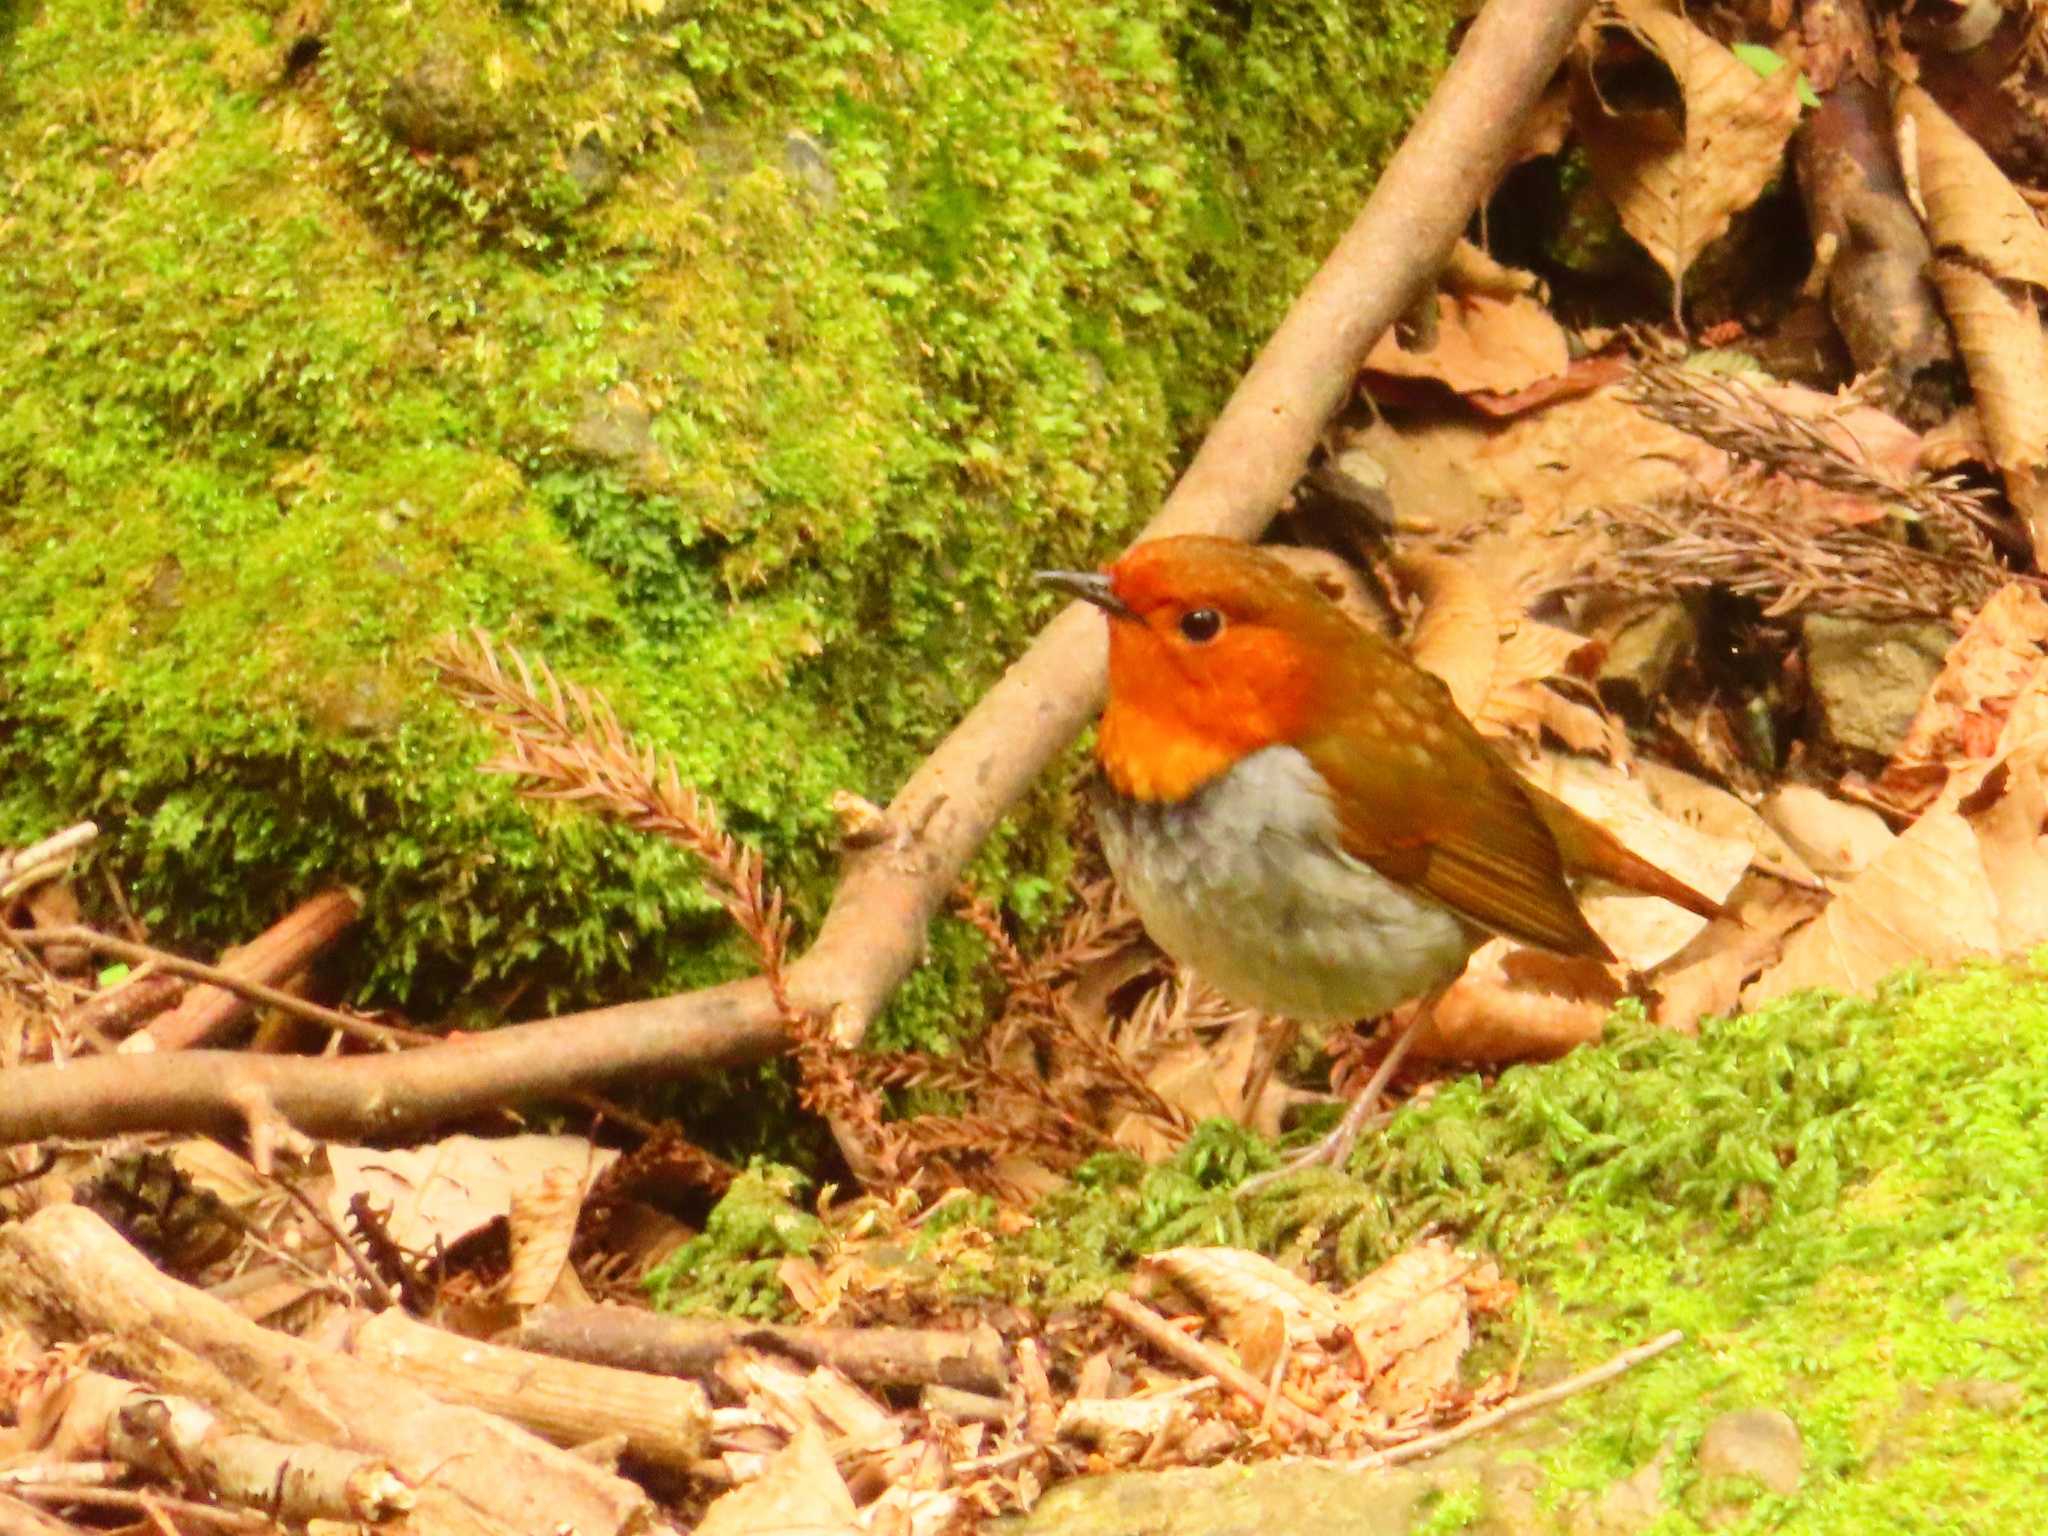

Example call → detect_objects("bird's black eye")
1177 607 1224 643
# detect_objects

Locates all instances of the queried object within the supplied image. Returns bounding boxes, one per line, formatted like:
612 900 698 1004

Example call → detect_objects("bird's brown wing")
1310 661 1614 961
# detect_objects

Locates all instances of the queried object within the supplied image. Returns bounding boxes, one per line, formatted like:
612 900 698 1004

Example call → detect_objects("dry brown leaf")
325 1135 617 1260
1651 874 1828 1030
1141 1247 1344 1347
504 1164 587 1310
1926 258 2048 555
1756 785 1897 884
1338 1240 1480 1416
1878 583 2048 814
1632 758 1821 889
1402 553 1504 721
1415 939 1617 1063
1523 753 1755 969
1746 733 2048 1003
1573 0 1802 291
1401 553 1614 756
1365 291 1571 397
696 1422 859 1536
1897 84 2048 288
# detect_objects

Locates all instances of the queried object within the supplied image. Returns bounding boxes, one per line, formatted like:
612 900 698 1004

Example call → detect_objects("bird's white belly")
1095 745 1473 1022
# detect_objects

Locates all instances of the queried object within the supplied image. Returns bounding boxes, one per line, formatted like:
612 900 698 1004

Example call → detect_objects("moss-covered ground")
0 0 1451 1036
658 965 2048 1531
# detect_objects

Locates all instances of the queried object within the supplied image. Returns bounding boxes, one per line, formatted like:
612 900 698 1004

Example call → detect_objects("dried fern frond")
430 629 793 1004
1586 488 2005 619
1626 354 2007 555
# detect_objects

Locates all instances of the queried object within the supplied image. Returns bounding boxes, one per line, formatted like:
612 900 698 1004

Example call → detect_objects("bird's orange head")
1040 536 1356 802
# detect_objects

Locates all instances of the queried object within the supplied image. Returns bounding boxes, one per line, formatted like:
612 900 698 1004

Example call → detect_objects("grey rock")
1802 615 1950 758
1598 602 1696 714
783 129 837 209
1568 1442 1670 1535
1696 1407 1803 1496
380 58 492 154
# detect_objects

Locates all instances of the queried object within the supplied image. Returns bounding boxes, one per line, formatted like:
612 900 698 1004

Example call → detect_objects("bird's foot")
1236 1011 1425 1196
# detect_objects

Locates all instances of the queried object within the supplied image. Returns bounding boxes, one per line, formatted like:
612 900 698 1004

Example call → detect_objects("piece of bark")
508 1306 1010 1394
0 1206 671 1536
0 0 1602 1146
1793 0 1957 426
65 973 185 1038
919 1386 1015 1426
137 889 361 1051
345 1309 709 1472
91 1376 414 1524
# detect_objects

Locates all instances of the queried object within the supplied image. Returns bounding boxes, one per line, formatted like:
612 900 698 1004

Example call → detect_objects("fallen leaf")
1877 583 2048 814
1523 753 1756 969
1142 1246 1344 1346
1756 784 1897 884
1632 758 1821 889
1364 290 1571 397
695 1422 859 1536
1573 0 1802 292
1896 84 2048 288
325 1135 616 1260
1339 1240 1487 1416
1746 733 2048 1003
1651 873 1828 1030
1415 939 1618 1063
1897 87 2048 558
505 1165 589 1310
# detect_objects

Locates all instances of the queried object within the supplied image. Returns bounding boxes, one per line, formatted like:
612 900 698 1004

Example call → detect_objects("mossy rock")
0 0 1453 1032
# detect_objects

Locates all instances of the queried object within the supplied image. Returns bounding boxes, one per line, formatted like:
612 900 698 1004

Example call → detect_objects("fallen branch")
507 1306 1011 1394
0 1205 674 1536
0 0 1600 1145
59 1371 415 1525
0 823 96 904
136 889 362 1051
344 1309 711 1473
8 926 411 1054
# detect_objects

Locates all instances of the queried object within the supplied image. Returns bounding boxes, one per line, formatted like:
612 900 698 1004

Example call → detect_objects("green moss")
0 0 1452 1037
643 1163 826 1318
989 965 2048 1530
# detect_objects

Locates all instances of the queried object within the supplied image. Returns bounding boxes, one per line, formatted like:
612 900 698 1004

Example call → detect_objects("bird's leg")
1239 994 1438 1193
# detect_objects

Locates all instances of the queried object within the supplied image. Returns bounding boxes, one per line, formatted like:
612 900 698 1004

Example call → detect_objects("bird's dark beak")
1035 568 1136 621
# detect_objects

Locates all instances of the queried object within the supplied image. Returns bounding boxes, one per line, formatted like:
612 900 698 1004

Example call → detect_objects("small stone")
1569 1443 1670 1535
1801 615 1951 759
1598 602 1696 715
1944 1378 2025 1414
1697 1407 1803 1496
783 130 837 209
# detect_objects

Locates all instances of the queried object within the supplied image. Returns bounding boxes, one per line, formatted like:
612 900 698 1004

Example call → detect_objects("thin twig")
2 928 419 1051
6 1485 268 1532
1101 1291 1331 1444
271 1173 399 1312
1343 1328 1684 1470
0 823 98 902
